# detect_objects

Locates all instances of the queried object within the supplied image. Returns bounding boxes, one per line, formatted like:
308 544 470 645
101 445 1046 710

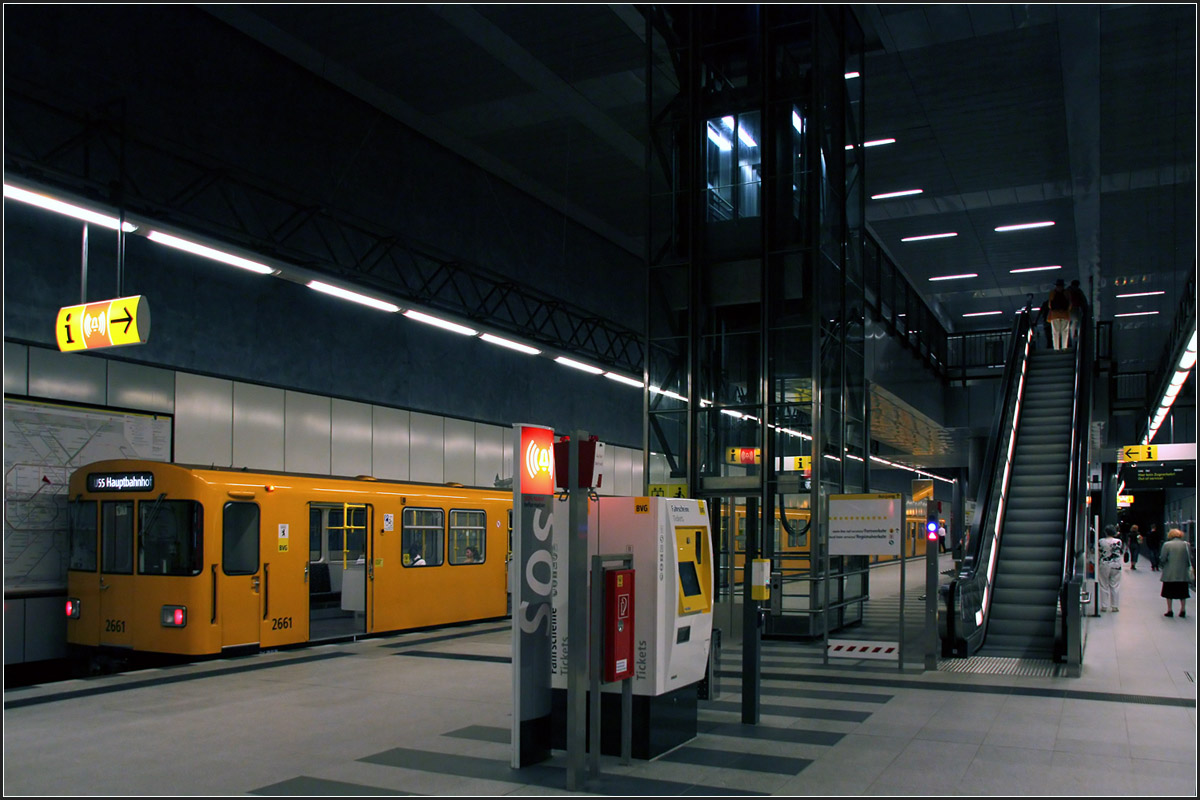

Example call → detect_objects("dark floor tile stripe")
395 650 510 664
4 651 353 709
250 776 413 795
659 746 812 776
697 720 844 746
358 746 765 795
444 724 510 744
381 622 511 649
701 699 871 722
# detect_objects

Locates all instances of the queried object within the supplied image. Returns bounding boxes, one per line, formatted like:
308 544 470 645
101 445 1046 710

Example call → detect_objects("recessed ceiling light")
995 221 1055 232
963 311 1003 317
1009 265 1061 273
871 189 923 200
901 232 957 242
929 273 977 281
1114 311 1160 318
1115 291 1166 298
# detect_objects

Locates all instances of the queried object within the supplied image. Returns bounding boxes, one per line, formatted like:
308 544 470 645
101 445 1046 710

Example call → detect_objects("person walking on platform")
1146 523 1164 571
1159 528 1192 618
1066 279 1087 347
1097 524 1124 612
1127 524 1141 570
1046 279 1071 350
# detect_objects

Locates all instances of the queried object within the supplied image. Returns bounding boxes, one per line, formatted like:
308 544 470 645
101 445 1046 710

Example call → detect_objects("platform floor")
3 558 1195 796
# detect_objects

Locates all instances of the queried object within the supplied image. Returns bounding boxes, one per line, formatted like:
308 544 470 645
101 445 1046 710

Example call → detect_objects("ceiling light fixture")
871 189 923 200
307 281 399 312
995 221 1055 232
1114 311 1160 318
721 116 757 148
604 372 644 388
929 273 977 281
1115 291 1166 299
1009 265 1061 273
4 183 138 232
844 71 860 79
707 124 732 152
146 230 276 274
403 309 477 335
963 311 1003 317
791 111 805 134
479 332 540 355
554 356 604 375
901 232 957 242
845 138 896 151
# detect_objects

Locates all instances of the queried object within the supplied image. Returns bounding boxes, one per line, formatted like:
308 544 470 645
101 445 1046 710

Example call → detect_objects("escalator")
941 304 1092 666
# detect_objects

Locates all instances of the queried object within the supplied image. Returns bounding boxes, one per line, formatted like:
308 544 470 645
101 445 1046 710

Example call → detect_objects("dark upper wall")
4 4 646 333
4 204 644 448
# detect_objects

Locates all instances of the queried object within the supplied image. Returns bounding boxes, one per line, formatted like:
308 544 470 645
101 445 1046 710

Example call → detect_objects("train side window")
449 509 486 564
223 502 260 576
402 507 443 566
140 500 203 576
100 501 134 574
309 507 322 561
68 499 98 571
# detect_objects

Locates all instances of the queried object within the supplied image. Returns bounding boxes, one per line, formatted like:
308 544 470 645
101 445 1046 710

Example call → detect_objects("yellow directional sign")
780 455 811 472
726 447 761 465
56 295 150 352
1120 444 1157 463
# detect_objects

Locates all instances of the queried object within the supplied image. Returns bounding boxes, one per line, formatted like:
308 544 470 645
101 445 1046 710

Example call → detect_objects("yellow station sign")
1119 444 1157 462
56 295 150 352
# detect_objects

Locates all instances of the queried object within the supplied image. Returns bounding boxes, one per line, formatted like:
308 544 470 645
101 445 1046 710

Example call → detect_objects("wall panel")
174 372 233 466
409 412 444 484
28 348 106 406
233 382 285 471
4 342 28 395
332 398 373 478
443 416 475 486
284 391 331 474
474 423 505 489
107 360 175 414
371 405 410 481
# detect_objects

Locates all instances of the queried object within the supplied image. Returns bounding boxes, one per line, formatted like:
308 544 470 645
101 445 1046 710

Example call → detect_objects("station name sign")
87 471 155 492
56 295 151 352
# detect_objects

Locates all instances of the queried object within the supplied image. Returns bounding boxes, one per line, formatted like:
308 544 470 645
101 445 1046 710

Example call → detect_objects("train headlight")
161 605 187 627
66 598 81 619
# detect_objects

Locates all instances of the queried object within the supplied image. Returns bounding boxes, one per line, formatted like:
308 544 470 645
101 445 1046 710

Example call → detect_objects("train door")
218 501 262 649
98 500 136 648
66 498 100 646
308 503 369 641
259 502 308 648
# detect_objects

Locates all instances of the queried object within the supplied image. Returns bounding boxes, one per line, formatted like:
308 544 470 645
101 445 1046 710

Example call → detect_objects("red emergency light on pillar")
604 568 635 682
553 434 602 491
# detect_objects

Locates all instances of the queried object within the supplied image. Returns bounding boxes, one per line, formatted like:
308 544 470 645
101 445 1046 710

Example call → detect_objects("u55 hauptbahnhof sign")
56 295 150 352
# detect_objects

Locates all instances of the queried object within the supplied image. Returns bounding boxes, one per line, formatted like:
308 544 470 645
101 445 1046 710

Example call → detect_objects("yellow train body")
66 459 511 657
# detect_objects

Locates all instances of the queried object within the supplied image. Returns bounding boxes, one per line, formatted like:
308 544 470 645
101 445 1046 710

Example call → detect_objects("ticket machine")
548 495 714 758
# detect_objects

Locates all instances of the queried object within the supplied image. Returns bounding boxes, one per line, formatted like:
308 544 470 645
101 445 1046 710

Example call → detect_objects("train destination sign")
87 471 155 492
56 294 150 352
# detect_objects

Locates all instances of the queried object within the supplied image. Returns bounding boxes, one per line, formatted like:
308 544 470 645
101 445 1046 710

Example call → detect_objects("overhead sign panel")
829 493 903 556
56 295 150 352
1120 462 1195 489
1119 443 1195 463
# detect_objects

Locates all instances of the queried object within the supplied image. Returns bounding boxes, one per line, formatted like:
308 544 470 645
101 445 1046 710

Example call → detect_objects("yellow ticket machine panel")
675 526 712 616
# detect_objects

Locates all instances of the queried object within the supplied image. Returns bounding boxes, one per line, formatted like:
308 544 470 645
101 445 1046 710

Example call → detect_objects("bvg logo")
519 426 554 495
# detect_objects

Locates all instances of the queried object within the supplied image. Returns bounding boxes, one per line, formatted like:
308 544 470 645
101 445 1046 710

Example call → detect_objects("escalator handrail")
943 299 1033 654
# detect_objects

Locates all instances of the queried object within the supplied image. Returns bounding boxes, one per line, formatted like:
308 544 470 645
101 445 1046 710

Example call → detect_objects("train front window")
140 500 203 576
403 507 444 566
223 502 260 576
449 509 486 564
68 499 98 571
100 501 134 574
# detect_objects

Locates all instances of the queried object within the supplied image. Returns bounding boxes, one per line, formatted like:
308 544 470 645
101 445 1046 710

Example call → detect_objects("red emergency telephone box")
603 568 635 682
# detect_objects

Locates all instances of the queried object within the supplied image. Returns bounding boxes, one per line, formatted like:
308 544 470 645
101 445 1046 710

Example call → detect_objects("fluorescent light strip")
146 231 275 274
721 116 757 148
871 189 922 200
901 232 957 242
845 138 896 151
1114 311 1159 318
555 356 604 375
844 71 860 79
650 386 688 402
1115 291 1166 299
963 311 1003 317
995 221 1055 232
707 125 732 152
604 372 644 388
480 333 540 355
1010 265 1061 273
791 111 805 134
403 309 477 335
929 273 977 281
307 281 399 312
4 183 138 232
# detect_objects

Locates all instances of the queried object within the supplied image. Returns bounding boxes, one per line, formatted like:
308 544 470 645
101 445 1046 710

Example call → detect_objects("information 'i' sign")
56 295 151 352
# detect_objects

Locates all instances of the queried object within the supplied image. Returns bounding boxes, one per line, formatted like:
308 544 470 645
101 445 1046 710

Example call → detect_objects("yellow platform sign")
56 295 150 352
1119 445 1157 462
648 483 689 498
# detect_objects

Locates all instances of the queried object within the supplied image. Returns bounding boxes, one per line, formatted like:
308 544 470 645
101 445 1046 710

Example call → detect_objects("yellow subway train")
65 459 511 658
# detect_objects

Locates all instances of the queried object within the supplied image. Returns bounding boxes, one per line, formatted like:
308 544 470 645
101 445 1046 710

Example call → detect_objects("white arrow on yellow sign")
56 295 151 352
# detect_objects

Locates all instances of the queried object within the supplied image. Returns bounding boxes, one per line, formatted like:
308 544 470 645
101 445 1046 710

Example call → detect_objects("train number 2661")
104 619 126 632
271 616 293 630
